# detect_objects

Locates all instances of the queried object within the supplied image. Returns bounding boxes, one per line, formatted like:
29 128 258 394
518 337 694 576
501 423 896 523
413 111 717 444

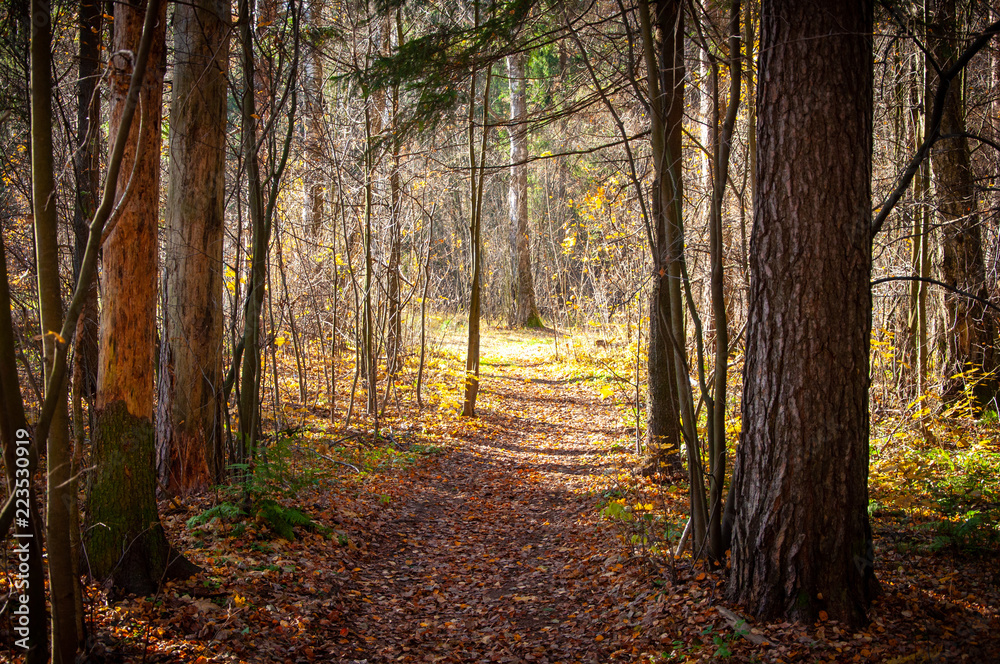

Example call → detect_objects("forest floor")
75 329 999 663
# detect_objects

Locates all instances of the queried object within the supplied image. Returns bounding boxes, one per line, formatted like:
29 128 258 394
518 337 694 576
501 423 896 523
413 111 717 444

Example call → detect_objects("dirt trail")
346 351 656 663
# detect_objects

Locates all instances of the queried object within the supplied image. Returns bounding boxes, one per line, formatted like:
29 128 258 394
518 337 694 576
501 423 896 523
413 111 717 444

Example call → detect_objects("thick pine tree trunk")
89 402 186 592
727 0 877 626
507 52 541 328
158 0 229 494
88 0 195 595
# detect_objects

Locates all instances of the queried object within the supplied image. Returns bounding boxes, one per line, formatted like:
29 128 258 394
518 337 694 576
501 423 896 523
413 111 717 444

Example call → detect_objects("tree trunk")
69 2 101 642
386 8 404 376
727 0 877 626
302 0 326 236
643 282 681 474
89 401 197 593
158 0 229 495
463 55 490 418
508 51 541 328
992 43 1000 289
87 0 196 595
362 103 378 423
416 204 434 408
72 0 101 400
907 39 931 396
705 0 742 563
236 0 270 463
29 0 75 657
639 0 683 476
929 0 993 407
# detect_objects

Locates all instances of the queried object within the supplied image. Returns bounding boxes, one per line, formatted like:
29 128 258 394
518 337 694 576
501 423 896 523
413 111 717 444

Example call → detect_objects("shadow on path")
347 355 642 663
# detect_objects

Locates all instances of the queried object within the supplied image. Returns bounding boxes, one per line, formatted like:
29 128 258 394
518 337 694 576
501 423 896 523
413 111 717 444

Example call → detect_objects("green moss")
255 499 316 540
86 400 172 595
524 313 544 329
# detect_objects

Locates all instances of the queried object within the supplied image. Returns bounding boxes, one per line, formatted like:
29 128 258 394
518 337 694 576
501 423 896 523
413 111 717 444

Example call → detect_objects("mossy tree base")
86 400 199 597
522 313 545 330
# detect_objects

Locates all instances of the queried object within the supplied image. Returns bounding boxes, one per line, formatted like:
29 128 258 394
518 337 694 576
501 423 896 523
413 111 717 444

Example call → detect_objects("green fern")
186 502 245 529
255 499 315 540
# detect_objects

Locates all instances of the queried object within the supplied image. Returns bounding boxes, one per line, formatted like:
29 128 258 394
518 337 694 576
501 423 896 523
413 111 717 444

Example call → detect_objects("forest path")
347 339 660 663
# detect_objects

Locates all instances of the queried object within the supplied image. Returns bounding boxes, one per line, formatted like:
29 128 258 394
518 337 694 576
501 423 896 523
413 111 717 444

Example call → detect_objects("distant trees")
508 51 541 328
928 0 994 405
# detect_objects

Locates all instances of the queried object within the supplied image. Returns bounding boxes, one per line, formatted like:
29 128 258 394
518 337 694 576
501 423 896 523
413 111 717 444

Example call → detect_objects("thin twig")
288 443 360 473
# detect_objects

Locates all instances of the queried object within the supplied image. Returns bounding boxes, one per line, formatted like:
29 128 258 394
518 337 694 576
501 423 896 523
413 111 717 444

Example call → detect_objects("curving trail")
345 349 662 663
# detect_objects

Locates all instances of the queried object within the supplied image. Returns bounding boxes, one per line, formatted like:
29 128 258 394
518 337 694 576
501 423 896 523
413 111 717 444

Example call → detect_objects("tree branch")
870 17 1000 237
871 276 1000 314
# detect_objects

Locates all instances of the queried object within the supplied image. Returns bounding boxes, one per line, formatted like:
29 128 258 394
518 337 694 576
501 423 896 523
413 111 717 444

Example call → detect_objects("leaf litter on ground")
63 329 999 663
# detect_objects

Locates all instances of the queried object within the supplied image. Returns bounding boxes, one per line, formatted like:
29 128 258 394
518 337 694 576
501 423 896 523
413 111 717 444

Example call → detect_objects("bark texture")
158 0 229 494
89 401 197 593
87 0 189 594
727 0 877 626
